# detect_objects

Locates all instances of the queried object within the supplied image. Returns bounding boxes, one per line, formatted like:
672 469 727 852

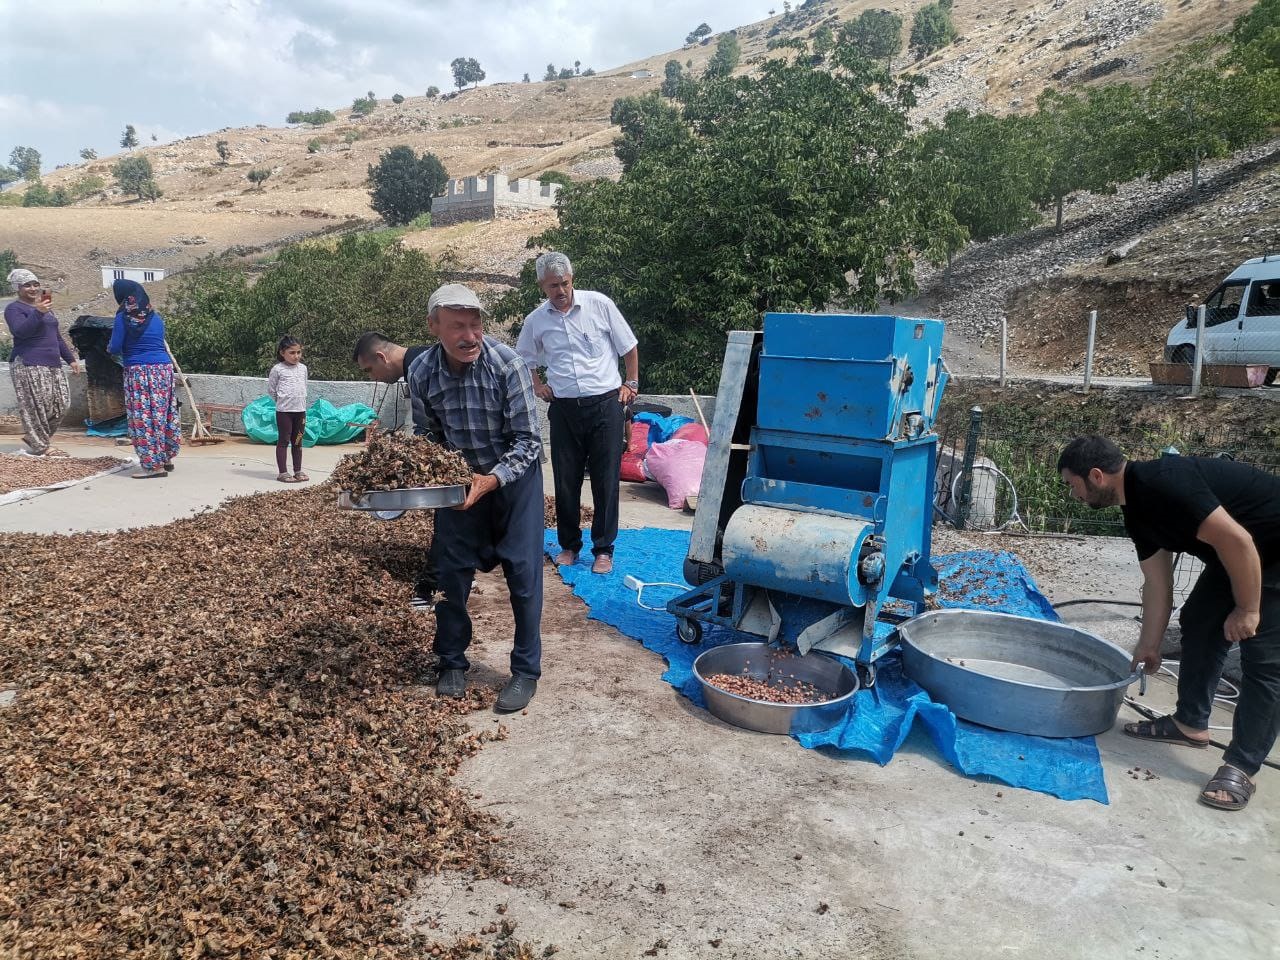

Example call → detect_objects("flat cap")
428 282 486 315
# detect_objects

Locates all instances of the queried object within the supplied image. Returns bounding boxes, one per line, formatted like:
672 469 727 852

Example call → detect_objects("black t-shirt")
1122 456 1280 568
402 344 428 381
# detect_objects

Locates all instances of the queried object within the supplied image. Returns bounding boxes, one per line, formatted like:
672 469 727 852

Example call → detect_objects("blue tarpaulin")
546 527 1108 803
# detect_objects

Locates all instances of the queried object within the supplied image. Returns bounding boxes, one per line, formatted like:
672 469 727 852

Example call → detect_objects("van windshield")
1198 280 1247 327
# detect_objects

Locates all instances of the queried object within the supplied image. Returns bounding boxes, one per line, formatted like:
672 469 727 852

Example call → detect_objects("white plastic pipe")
1191 304 1206 395
1082 309 1097 393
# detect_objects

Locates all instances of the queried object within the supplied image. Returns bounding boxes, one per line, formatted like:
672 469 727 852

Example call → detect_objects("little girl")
267 336 309 482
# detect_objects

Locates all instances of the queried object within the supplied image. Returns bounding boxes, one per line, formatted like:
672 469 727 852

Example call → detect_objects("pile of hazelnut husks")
333 432 472 496
0 455 127 495
0 486 547 959
543 496 593 529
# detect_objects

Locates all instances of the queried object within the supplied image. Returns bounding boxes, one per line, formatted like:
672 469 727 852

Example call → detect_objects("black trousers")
1174 562 1280 776
549 393 624 557
274 410 305 474
432 463 544 679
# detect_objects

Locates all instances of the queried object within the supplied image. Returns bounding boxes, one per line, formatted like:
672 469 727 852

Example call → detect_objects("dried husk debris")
332 433 472 497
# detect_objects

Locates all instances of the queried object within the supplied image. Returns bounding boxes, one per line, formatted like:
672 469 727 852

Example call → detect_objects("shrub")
164 234 448 380
367 145 448 225
351 96 377 116
705 32 741 77
0 249 18 276
112 155 156 198
392 93 405 104
215 139 230 163
910 3 956 56
247 168 271 188
286 108 337 125
538 170 572 188
307 138 323 154
426 86 440 98
69 174 106 199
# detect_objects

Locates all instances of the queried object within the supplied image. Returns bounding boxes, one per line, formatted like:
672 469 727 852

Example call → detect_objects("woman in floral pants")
108 280 181 478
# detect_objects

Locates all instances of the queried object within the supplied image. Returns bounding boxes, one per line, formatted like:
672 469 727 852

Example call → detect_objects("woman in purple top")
108 279 180 478
4 268 81 456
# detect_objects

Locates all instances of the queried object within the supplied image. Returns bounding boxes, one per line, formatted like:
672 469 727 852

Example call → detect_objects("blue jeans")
432 463 544 679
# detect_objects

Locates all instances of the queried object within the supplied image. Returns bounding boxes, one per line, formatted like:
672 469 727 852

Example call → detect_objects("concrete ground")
4 434 1278 959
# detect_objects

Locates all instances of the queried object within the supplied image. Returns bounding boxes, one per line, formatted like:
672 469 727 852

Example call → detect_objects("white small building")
101 265 166 288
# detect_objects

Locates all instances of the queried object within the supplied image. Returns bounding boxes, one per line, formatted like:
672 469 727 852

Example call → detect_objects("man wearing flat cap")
406 283 545 712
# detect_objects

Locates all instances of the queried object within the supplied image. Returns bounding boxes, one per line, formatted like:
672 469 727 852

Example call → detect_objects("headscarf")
112 278 153 330
7 268 38 291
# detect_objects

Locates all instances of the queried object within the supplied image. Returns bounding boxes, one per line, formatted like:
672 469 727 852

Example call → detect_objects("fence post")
999 317 1008 388
1190 304 1206 397
955 405 984 530
1082 309 1097 393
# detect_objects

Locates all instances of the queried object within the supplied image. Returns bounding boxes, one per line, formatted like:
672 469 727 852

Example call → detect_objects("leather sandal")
1122 715 1208 748
1199 764 1255 811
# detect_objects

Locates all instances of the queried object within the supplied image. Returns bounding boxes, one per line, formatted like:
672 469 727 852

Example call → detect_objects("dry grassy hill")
1 0 1264 366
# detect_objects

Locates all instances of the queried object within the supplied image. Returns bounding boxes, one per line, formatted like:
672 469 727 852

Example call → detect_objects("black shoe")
162 463 175 472
495 674 537 712
436 668 467 698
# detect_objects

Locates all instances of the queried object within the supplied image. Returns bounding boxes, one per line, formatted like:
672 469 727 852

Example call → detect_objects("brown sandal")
1122 715 1209 749
1199 765 1255 811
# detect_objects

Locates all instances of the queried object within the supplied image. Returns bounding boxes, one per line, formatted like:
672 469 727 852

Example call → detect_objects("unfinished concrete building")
430 174 560 226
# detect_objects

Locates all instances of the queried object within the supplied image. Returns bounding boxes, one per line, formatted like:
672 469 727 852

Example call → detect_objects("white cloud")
0 0 766 169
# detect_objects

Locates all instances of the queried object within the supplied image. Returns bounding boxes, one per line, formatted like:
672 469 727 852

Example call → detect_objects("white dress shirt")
516 289 638 399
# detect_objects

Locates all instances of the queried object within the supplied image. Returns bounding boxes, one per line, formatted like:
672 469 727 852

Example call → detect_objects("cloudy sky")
1 0 766 172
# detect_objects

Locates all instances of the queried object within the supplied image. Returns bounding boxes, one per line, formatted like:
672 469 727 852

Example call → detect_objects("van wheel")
1171 345 1194 365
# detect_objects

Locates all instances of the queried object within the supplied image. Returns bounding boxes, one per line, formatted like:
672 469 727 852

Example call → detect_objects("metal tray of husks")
692 642 858 735
338 485 466 513
896 609 1141 738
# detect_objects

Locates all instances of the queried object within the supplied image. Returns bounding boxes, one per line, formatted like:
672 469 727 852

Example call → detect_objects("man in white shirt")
517 252 639 575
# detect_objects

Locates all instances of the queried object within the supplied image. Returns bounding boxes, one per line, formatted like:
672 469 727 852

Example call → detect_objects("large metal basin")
692 642 858 735
338 485 466 512
897 609 1139 738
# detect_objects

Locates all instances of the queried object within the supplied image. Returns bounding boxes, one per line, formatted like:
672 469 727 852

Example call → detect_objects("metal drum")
896 609 1141 738
338 485 466 520
692 642 858 735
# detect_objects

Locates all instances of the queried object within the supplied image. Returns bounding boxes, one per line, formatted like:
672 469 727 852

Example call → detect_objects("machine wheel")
857 663 877 690
676 618 703 645
1170 345 1194 366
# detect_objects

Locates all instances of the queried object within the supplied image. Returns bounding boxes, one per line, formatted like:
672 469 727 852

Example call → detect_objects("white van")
1165 255 1280 380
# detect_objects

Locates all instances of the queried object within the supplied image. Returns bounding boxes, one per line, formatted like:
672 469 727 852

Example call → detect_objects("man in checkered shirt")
402 283 544 713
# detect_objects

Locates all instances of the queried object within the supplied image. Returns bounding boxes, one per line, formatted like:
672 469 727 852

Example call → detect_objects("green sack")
241 396 378 446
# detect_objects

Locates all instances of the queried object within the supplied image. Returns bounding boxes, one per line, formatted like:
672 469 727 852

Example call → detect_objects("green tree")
1139 50 1280 193
0 165 20 187
705 32 741 78
351 95 377 116
811 25 836 62
216 139 231 163
685 22 712 45
843 8 903 70
544 63 558 81
450 57 485 89
503 46 960 393
0 250 18 277
367 145 449 225
392 93 405 104
9 146 40 181
1231 0 1280 70
582 67 596 76
22 183 51 207
910 3 956 57
69 174 106 199
79 147 98 161
609 93 691 173
112 155 157 199
914 110 1041 241
1029 86 1144 229
287 108 337 125
120 124 139 149
165 235 447 379
247 168 271 188
522 73 531 83
426 85 441 98
661 59 688 98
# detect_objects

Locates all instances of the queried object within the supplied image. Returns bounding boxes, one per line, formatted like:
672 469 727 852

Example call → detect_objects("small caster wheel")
857 663 877 690
675 618 703 645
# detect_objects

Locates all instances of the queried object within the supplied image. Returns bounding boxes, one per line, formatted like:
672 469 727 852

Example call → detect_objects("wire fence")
934 405 1280 537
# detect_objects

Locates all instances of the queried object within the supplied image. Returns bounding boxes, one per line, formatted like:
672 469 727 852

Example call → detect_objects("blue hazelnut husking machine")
666 313 948 685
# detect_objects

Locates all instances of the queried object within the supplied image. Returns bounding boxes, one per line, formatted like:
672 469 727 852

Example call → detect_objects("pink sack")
671 422 709 445
645 438 707 510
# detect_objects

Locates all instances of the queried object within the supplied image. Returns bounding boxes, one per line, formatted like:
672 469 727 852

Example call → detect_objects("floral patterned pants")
124 363 181 471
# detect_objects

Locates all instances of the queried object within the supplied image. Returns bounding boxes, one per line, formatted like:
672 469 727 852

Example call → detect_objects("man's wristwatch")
624 380 639 391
